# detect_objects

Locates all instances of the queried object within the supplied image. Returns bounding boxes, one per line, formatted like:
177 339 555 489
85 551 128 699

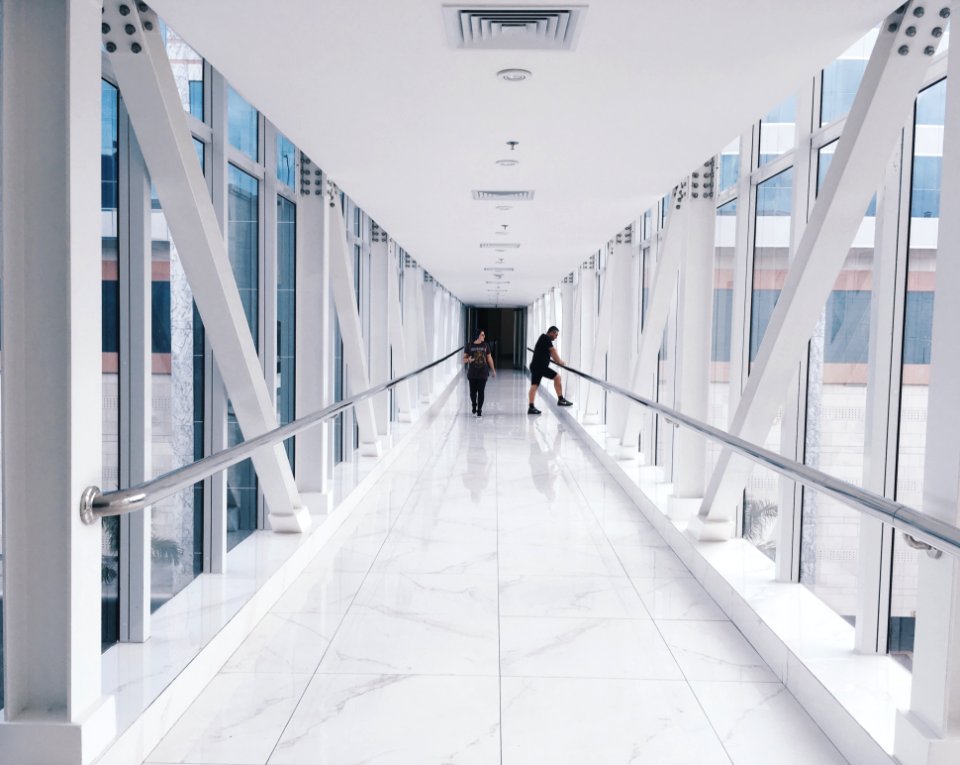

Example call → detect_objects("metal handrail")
79 348 462 524
534 352 959 558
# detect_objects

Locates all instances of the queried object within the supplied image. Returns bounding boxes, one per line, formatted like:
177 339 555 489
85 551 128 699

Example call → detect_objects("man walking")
464 329 496 417
528 325 573 414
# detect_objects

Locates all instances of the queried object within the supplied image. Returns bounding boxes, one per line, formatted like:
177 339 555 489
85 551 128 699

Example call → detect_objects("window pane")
277 133 296 188
162 24 203 120
227 86 258 161
800 144 876 622
277 197 296 465
708 199 736 477
750 168 793 362
101 80 121 651
820 30 876 125
227 165 260 550
891 78 946 667
148 176 205 610
718 138 740 193
334 318 344 464
759 95 796 166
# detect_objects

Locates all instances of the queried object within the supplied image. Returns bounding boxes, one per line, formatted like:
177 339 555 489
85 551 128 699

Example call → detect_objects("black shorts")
530 367 557 385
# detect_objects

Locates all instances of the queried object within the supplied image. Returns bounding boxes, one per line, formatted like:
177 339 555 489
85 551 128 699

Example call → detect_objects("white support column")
856 138 909 654
368 226 391 436
387 240 415 421
327 184 382 457
0 1 115 762
577 261 599 421
670 169 716 517
422 277 437 396
105 9 309 532
567 272 584 406
117 108 152 643
618 184 688 455
294 159 332 510
895 11 960 759
413 268 431 403
695 7 943 539
583 251 614 423
607 227 637 431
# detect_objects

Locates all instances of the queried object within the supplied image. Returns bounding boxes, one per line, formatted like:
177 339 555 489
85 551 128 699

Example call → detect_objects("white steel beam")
327 185 382 456
694 7 944 538
0 1 115 761
105 12 309 532
895 8 960 759
575 263 598 420
618 185 688 455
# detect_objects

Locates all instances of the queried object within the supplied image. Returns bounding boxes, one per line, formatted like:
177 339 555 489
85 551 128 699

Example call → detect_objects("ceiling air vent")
472 189 535 201
480 242 521 248
444 5 587 51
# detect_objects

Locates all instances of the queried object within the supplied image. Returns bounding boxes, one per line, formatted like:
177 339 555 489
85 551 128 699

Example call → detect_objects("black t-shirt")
531 334 553 373
465 341 491 379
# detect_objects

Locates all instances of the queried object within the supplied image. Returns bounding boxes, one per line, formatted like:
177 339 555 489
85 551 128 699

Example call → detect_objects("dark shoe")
528 405 541 415
557 397 573 407
477 411 482 418
472 405 477 414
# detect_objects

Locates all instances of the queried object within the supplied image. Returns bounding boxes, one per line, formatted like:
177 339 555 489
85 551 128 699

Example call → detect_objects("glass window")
820 30 876 126
818 141 877 216
226 165 260 549
227 86 258 161
707 200 737 477
891 79 947 667
277 133 296 188
101 80 121 651
759 95 797 166
800 143 876 622
162 24 204 120
147 163 205 609
744 168 793 561
750 168 793 361
718 138 740 193
277 196 296 465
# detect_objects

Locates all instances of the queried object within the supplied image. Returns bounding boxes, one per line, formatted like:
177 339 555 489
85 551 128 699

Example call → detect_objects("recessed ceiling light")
496 205 513 211
497 68 532 82
496 159 519 167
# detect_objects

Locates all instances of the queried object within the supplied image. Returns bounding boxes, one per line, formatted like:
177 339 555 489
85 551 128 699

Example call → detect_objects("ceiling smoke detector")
496 205 513 211
496 159 519 167
497 68 532 81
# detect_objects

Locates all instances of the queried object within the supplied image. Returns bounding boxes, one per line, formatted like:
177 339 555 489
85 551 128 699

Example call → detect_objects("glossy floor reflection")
143 372 847 765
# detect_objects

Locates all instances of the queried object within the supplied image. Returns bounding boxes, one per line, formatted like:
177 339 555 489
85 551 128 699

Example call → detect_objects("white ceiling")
151 0 897 306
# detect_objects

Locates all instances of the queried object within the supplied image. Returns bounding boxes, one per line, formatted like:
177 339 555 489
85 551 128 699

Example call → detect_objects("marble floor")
142 372 848 765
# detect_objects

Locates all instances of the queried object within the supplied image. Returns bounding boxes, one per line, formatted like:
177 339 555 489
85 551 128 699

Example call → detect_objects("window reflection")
707 199 736 477
228 86 258 161
820 30 876 126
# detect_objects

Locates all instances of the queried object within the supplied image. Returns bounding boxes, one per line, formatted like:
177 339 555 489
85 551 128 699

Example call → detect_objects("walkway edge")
550 399 898 765
94 373 461 765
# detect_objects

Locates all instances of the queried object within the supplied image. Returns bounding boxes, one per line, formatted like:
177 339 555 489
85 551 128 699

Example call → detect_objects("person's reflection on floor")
528 421 563 500
462 428 492 502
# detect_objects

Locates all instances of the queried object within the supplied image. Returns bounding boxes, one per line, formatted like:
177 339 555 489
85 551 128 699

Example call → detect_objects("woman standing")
463 329 496 417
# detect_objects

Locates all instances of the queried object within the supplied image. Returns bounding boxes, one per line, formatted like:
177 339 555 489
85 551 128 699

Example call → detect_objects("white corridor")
142 372 848 765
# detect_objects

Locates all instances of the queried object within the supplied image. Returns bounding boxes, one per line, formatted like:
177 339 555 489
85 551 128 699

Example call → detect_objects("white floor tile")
499 574 648 619
223 613 336 675
691 681 848 764
501 677 731 765
633 576 729 620
657 620 779 682
500 616 683 679
145 673 310 764
270 674 500 765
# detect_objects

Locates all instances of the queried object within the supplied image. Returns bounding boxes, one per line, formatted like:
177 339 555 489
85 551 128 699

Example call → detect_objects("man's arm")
486 352 496 376
549 347 566 366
